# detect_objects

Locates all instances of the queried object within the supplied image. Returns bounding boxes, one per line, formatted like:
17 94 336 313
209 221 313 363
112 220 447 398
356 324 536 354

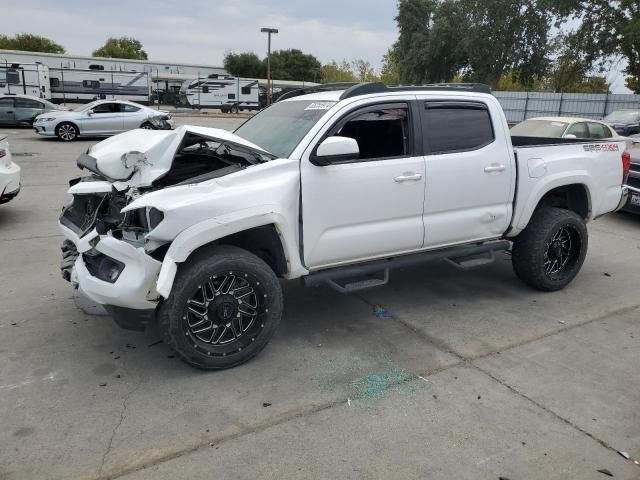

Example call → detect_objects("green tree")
390 0 563 88
224 52 265 78
460 0 553 87
0 33 65 53
562 0 640 93
391 0 439 84
380 49 401 85
321 60 356 83
92 37 148 60
267 49 322 82
351 59 380 82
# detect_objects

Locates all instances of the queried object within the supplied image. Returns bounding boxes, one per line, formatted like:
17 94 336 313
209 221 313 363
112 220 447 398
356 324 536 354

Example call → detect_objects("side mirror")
310 136 360 166
631 138 640 145
86 111 93 116
565 134 577 139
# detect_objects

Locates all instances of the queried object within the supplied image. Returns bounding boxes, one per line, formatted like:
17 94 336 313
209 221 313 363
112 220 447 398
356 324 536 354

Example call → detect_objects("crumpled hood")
81 125 271 188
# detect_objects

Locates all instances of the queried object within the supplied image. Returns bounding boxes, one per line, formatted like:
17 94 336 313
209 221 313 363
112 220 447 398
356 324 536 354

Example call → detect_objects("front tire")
56 122 79 141
140 122 155 130
512 207 588 291
157 245 283 370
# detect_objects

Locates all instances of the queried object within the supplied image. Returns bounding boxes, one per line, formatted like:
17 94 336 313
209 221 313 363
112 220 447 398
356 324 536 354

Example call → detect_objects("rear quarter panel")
509 141 625 235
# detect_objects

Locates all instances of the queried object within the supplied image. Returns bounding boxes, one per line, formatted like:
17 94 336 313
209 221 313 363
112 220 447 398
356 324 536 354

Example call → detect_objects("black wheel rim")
543 225 581 280
183 271 267 357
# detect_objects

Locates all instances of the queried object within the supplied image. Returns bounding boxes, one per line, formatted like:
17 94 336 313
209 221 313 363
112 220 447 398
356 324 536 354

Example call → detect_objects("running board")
303 241 510 293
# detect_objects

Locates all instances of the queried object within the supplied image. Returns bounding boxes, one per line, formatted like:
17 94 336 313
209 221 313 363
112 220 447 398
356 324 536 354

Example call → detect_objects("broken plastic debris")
99 383 107 387
373 306 388 318
604 272 612 277
262 403 272 408
347 398 351 407
596 469 613 477
618 451 630 460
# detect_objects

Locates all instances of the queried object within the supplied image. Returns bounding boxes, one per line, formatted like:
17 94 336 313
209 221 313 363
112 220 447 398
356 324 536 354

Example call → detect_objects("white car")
0 135 21 204
33 100 175 141
511 116 627 143
58 83 630 370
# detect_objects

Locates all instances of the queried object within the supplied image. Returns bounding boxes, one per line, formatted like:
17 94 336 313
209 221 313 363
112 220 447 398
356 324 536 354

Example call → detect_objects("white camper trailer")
0 62 50 99
179 76 260 111
49 69 150 104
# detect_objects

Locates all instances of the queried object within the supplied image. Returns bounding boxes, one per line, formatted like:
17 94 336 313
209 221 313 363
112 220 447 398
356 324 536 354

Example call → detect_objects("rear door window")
587 122 611 139
422 102 494 154
122 104 140 112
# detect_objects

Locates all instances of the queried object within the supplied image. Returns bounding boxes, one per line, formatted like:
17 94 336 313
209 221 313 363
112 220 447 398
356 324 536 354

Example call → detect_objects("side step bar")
303 241 511 293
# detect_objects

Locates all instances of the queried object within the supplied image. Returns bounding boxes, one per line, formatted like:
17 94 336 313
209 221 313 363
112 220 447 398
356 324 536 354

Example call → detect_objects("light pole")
261 27 278 106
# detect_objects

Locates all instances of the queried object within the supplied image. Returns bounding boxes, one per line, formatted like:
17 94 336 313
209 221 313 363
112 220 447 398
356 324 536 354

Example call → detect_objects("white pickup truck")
58 83 632 369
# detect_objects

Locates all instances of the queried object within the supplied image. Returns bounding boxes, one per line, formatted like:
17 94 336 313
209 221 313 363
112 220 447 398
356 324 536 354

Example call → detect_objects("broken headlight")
120 207 164 234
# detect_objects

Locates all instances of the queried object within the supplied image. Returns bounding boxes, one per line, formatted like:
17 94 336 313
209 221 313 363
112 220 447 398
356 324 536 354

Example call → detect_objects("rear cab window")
421 101 495 154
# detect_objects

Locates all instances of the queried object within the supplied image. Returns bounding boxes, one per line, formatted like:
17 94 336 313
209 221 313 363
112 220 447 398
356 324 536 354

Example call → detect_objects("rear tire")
56 122 79 141
512 207 588 291
157 245 283 370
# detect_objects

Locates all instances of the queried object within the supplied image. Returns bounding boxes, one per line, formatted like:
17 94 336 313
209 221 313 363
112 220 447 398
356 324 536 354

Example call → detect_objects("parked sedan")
0 134 21 204
0 94 62 126
33 100 175 141
510 116 623 142
603 110 640 136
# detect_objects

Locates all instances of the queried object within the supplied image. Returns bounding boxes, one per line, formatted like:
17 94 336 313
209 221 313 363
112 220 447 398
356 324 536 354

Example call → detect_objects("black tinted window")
241 86 251 95
0 98 14 107
423 102 494 154
92 103 119 113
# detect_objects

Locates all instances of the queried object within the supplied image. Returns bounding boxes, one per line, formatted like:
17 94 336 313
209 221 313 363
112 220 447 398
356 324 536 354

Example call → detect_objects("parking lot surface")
1 118 639 480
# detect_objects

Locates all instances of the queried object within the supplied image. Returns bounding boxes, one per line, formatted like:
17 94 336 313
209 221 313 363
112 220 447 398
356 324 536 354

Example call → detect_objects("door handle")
484 164 506 173
394 173 423 183
6 111 13 114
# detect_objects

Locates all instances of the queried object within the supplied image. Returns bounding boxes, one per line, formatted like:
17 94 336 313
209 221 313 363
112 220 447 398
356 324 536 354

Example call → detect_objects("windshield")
604 111 640 123
510 119 568 137
73 101 98 112
234 100 336 158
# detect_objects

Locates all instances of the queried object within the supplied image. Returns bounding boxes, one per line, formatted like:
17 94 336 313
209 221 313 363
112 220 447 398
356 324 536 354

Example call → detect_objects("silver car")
0 94 62 126
33 100 175 141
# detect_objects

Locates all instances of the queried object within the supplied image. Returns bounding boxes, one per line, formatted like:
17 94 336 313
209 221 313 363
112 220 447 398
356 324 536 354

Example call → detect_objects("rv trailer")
0 62 50 99
48 68 151 104
179 76 260 111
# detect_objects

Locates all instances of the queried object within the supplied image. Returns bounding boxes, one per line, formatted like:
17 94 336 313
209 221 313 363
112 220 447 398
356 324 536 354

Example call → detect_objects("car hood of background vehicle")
35 110 78 120
81 125 272 188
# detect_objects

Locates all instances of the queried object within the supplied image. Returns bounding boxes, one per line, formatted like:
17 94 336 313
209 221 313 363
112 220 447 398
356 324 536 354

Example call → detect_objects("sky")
2 0 630 93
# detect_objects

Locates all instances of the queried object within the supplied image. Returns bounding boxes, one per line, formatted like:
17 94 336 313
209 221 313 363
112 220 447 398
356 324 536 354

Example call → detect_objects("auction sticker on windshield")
304 102 334 111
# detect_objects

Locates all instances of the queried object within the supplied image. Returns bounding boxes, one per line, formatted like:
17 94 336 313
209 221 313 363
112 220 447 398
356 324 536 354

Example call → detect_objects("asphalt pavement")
0 118 638 480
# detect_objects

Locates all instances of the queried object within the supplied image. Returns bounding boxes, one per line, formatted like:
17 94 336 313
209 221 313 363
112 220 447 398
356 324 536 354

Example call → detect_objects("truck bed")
508 136 626 236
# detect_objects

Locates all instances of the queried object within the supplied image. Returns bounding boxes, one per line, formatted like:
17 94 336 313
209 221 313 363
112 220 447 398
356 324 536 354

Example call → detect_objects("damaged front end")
58 126 274 330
